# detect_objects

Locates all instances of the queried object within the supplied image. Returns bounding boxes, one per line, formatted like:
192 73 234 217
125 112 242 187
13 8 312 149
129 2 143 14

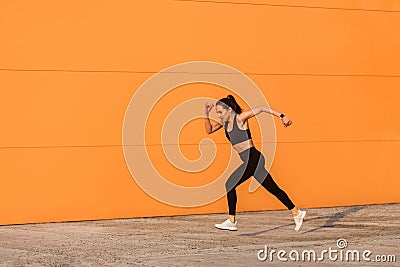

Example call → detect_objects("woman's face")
216 104 231 123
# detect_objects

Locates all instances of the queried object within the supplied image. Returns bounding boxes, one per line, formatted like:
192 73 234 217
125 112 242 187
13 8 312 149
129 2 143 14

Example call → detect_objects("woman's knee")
225 179 236 192
225 171 244 192
254 168 270 184
258 174 282 193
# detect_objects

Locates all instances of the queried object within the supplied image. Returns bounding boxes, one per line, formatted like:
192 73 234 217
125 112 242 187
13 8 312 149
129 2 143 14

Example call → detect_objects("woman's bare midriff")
232 139 254 154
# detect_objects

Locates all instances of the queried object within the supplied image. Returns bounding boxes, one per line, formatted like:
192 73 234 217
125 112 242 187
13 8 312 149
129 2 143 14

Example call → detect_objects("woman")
204 95 306 231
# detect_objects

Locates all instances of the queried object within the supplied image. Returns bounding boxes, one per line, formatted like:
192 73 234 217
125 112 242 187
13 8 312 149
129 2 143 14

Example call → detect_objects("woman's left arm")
238 105 293 127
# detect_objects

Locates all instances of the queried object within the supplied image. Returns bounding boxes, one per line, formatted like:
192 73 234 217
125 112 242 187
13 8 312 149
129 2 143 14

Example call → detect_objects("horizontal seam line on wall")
176 0 400 13
1 69 400 78
0 139 399 149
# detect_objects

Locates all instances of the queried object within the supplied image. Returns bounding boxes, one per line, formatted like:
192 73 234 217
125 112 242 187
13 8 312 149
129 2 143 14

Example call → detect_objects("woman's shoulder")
236 113 249 129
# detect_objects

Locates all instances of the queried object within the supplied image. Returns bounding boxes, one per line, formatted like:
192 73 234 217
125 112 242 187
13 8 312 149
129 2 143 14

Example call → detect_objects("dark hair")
216 95 242 114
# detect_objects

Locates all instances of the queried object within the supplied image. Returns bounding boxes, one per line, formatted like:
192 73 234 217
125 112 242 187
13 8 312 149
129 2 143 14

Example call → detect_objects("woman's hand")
204 102 214 116
204 102 222 134
282 115 293 128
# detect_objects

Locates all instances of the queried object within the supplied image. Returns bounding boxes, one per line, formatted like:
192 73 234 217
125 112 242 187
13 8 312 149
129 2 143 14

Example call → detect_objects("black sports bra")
224 114 252 145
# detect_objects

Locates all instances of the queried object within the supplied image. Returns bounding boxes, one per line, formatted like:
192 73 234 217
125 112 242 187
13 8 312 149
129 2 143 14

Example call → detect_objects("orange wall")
1 0 399 225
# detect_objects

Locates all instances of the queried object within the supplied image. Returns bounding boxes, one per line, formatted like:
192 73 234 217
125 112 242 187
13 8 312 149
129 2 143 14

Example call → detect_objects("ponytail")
216 95 243 114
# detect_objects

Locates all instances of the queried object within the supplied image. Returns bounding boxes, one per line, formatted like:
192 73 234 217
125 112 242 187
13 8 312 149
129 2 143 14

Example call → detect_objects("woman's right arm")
239 105 293 128
204 102 222 134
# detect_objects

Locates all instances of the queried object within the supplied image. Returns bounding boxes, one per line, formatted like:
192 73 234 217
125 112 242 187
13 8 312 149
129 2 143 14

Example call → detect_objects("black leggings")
225 147 295 215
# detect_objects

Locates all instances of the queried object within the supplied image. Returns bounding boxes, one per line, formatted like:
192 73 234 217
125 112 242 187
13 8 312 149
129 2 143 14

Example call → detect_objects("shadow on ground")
239 206 367 237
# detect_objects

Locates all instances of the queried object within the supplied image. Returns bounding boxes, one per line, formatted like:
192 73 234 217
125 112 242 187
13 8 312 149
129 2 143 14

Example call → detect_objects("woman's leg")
225 163 254 221
253 151 306 230
253 151 295 211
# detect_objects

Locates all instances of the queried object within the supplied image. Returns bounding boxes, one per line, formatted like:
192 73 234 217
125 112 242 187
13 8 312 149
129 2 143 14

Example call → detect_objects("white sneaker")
294 209 306 231
215 219 238 231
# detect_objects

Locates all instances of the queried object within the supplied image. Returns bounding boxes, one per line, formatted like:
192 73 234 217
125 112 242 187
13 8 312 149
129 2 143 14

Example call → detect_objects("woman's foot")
294 209 306 231
215 219 238 231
